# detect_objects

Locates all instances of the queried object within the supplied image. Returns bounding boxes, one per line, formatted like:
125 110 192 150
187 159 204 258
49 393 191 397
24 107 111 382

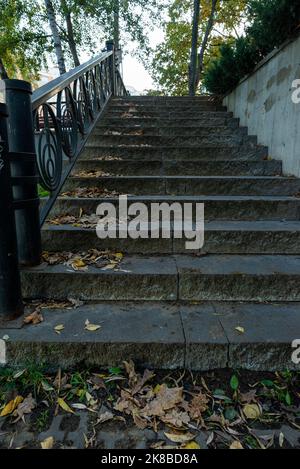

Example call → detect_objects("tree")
0 0 49 80
149 0 248 95
204 0 300 95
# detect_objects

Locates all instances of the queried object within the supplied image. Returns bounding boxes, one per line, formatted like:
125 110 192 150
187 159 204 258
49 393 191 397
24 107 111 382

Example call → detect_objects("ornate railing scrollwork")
31 45 128 224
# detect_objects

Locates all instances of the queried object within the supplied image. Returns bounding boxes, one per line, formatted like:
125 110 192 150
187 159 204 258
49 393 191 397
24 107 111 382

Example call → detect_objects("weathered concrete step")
108 104 226 112
99 117 240 128
177 254 300 302
64 175 300 196
42 221 300 254
2 301 299 370
52 195 300 221
87 134 256 146
112 96 218 103
74 159 282 176
107 110 233 118
20 255 300 302
93 126 247 137
82 145 268 161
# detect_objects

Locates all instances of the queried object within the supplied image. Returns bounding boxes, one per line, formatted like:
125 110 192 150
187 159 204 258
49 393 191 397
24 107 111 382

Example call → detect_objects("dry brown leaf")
188 392 209 420
140 385 183 417
13 394 36 422
160 409 190 428
24 310 44 325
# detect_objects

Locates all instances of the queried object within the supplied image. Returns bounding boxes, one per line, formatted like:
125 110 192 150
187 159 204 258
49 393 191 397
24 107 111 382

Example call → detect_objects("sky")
122 27 165 94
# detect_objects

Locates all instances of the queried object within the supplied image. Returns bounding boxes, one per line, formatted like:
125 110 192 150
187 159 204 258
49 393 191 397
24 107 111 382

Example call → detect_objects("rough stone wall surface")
223 35 300 177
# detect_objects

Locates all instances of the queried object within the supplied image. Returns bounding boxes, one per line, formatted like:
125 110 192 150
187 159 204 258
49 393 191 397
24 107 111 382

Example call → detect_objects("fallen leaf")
141 385 183 417
24 310 44 325
235 326 245 334
41 436 54 449
13 394 36 422
164 432 195 443
57 397 74 414
188 393 209 420
71 403 87 410
0 396 23 417
97 411 114 424
183 441 200 449
230 440 244 449
54 324 65 334
85 320 101 331
279 432 284 448
243 403 261 420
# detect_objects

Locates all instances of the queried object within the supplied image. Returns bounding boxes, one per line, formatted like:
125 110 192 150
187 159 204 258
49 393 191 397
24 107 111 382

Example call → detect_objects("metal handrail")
32 51 112 109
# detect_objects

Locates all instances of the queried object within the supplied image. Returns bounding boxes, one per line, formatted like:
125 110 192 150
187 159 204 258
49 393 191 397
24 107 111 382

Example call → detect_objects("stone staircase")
3 96 300 371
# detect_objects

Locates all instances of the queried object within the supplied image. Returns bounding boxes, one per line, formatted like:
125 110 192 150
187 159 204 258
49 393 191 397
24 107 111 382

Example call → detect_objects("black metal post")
3 79 41 266
0 104 23 320
106 40 116 96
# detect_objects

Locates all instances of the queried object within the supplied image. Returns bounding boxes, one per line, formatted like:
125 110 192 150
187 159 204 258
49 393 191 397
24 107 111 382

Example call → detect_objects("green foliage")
204 0 300 95
149 0 248 95
0 0 49 80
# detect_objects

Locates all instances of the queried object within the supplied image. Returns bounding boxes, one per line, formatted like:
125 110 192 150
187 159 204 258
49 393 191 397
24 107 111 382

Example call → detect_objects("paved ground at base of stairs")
0 412 300 449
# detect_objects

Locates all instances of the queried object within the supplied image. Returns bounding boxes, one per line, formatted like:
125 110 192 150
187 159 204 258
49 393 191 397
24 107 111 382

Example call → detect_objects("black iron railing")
0 41 127 319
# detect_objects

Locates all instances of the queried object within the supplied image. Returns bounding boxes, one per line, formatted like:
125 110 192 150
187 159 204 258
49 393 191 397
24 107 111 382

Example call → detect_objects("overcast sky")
122 27 165 93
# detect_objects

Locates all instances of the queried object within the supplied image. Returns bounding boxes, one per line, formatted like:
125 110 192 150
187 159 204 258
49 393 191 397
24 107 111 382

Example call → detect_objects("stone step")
108 104 227 112
112 96 218 103
63 176 300 196
87 134 256 146
2 301 299 370
93 126 248 137
74 159 282 176
42 221 300 254
52 195 300 221
100 117 240 128
106 110 233 118
20 255 300 302
82 145 268 161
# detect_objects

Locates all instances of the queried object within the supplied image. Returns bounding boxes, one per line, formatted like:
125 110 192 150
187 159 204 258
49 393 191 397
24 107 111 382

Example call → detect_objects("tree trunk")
60 0 80 67
195 0 218 89
113 0 120 51
44 0 67 75
0 58 9 79
189 0 201 96
65 11 80 67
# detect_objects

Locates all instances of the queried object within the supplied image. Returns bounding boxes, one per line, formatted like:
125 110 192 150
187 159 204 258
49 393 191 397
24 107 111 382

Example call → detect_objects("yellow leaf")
243 403 261 420
0 396 23 417
57 397 74 414
41 436 54 449
230 440 244 449
184 441 201 449
85 320 101 332
54 324 64 334
153 384 161 394
114 252 123 260
164 432 195 443
235 326 245 334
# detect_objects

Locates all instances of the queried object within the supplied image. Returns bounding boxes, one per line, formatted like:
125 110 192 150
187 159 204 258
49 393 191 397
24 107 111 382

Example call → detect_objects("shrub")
204 0 300 95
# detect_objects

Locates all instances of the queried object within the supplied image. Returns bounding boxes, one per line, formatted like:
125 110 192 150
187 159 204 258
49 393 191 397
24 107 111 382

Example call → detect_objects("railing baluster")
4 80 42 266
0 103 23 320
